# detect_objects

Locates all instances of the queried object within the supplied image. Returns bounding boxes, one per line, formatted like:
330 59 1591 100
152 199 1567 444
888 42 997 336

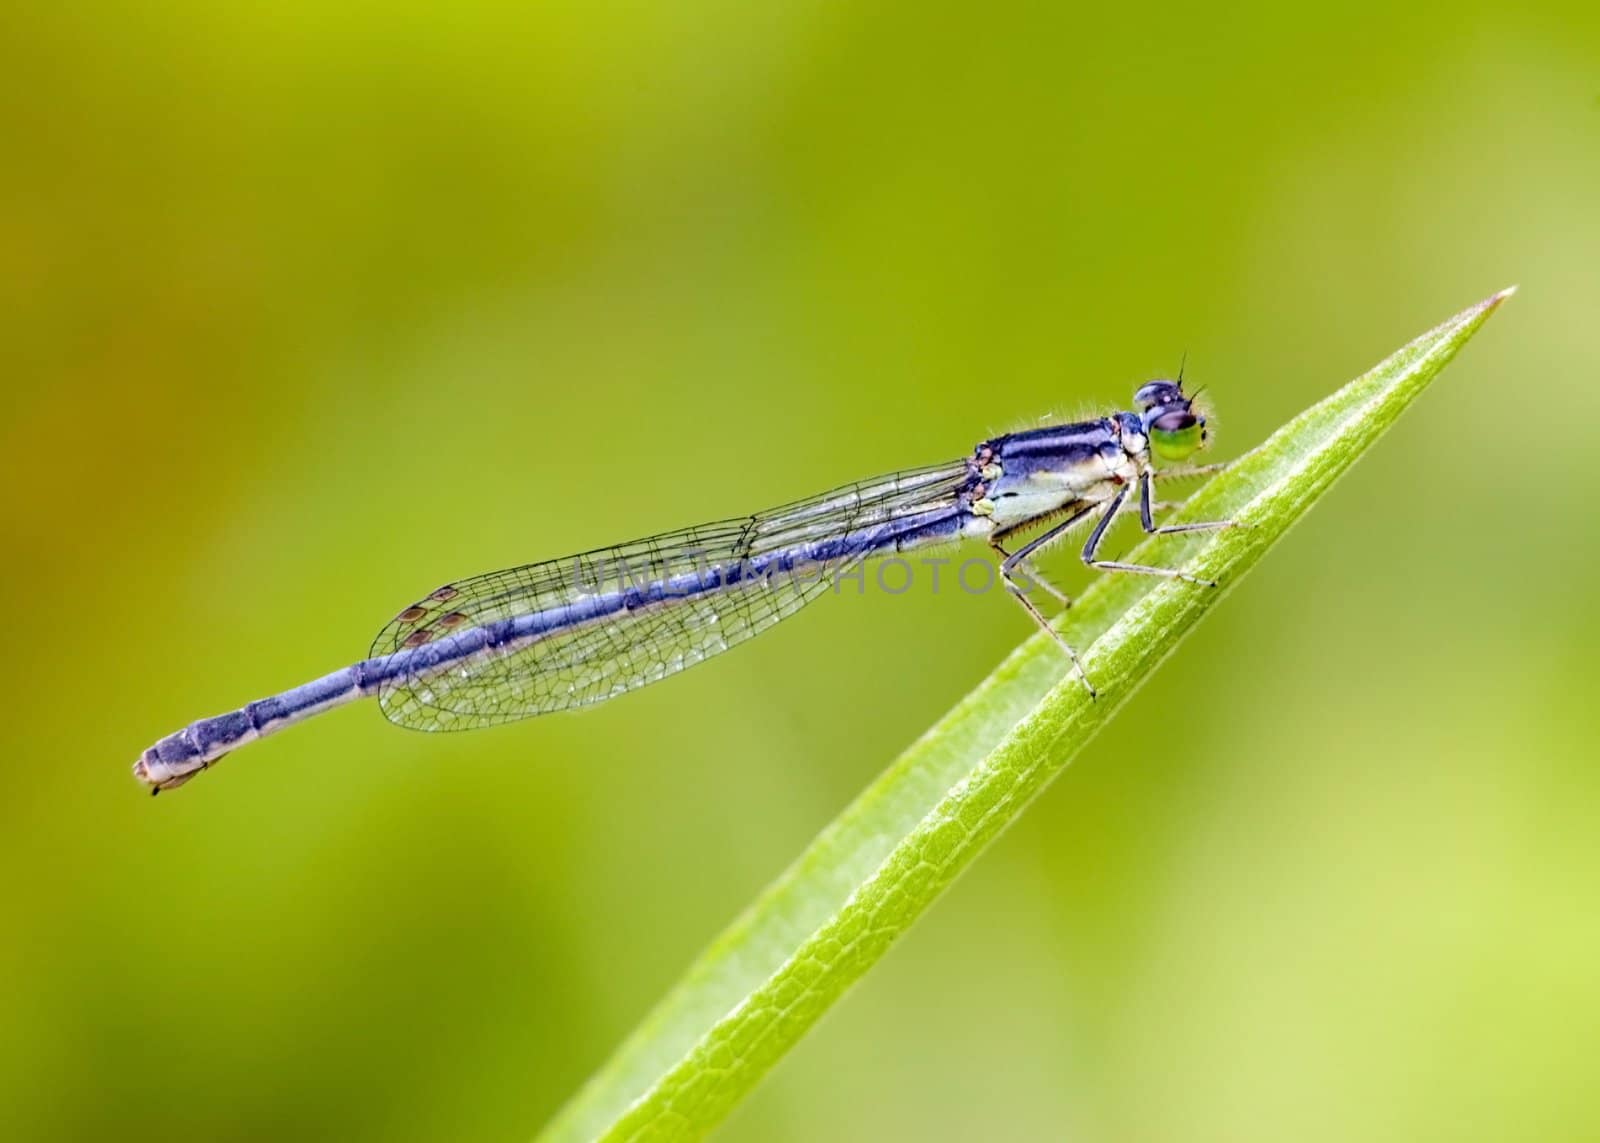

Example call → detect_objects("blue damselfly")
134 377 1230 793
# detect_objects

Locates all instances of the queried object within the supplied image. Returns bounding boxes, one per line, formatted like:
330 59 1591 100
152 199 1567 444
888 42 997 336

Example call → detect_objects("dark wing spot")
403 629 433 648
438 611 468 627
429 585 460 602
398 605 428 623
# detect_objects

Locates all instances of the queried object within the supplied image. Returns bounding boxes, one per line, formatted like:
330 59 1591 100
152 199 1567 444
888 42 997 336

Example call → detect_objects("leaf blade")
540 288 1514 1143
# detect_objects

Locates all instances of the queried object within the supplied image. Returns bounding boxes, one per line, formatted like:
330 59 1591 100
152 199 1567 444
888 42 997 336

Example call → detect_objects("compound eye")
1149 411 1202 461
1134 380 1182 410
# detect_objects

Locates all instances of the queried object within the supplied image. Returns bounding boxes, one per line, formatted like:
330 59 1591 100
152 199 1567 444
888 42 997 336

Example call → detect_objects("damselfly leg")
991 504 1099 694
1083 473 1232 584
989 472 1235 697
1151 461 1232 482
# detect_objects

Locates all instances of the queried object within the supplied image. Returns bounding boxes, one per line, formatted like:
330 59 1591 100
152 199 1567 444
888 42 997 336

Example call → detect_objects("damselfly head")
1133 377 1210 462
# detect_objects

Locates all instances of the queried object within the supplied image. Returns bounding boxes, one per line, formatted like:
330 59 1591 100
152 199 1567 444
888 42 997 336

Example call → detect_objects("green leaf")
539 289 1515 1143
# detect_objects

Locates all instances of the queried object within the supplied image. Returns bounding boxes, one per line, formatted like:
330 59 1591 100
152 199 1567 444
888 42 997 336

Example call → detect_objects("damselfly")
134 377 1232 793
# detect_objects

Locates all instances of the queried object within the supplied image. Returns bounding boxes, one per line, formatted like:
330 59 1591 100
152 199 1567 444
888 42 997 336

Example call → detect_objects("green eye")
1150 413 1202 461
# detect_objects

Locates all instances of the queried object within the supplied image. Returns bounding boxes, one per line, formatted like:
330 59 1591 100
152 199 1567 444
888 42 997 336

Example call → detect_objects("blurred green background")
3 2 1597 1140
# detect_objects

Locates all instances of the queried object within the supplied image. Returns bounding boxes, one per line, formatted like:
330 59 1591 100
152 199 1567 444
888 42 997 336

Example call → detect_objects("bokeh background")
4 3 1597 1140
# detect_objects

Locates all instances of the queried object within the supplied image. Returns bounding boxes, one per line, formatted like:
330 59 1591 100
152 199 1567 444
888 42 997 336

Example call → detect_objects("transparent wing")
370 460 972 730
